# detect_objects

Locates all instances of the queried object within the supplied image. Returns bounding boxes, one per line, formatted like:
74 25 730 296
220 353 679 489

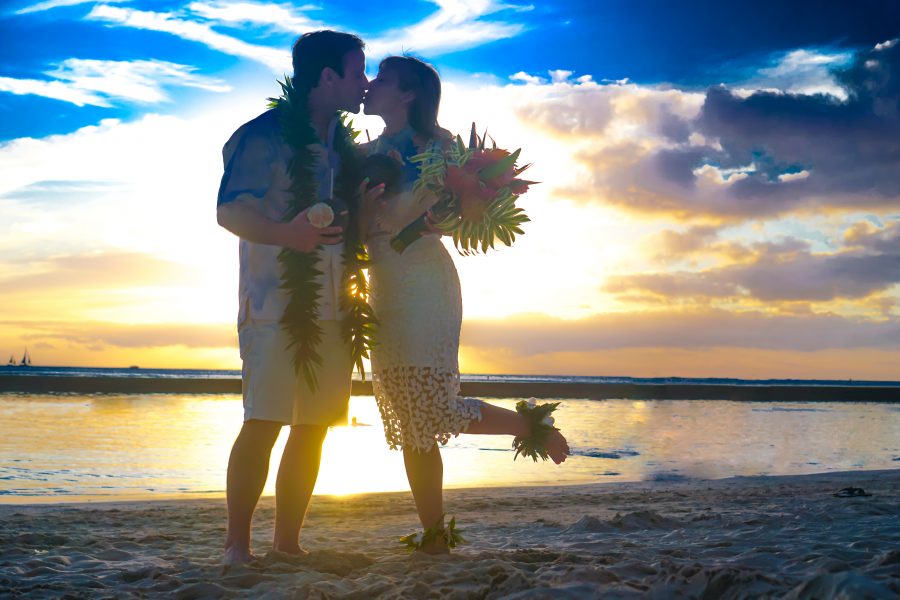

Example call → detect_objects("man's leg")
225 419 282 563
272 424 329 554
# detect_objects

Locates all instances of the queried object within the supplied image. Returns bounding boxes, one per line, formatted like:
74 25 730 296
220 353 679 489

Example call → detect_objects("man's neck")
307 90 335 143
310 110 333 144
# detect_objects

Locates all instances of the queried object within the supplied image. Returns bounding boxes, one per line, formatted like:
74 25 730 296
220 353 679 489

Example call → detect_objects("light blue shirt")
218 109 345 324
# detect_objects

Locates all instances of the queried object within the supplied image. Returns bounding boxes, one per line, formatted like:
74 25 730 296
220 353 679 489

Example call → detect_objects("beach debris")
833 486 872 498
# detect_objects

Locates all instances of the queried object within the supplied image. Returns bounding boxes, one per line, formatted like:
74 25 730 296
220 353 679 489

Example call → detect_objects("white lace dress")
367 130 483 452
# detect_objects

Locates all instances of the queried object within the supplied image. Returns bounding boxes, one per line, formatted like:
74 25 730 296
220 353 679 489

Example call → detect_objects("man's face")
333 48 368 114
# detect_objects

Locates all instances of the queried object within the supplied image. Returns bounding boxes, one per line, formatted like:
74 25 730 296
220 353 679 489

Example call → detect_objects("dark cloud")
461 310 900 354
564 40 900 221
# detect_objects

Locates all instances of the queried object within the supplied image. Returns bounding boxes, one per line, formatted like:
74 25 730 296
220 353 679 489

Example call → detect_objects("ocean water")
4 365 900 387
1 393 898 503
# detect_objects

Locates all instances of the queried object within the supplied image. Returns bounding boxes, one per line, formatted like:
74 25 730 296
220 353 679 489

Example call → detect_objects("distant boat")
128 365 140 370
19 349 32 367
6 355 15 367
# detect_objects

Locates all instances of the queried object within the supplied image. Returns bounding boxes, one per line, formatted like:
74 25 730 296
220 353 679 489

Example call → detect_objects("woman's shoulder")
422 127 454 151
434 126 454 144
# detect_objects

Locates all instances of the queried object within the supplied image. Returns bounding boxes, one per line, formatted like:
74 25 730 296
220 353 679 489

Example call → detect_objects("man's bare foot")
223 545 257 566
547 429 570 465
262 547 310 566
271 544 310 557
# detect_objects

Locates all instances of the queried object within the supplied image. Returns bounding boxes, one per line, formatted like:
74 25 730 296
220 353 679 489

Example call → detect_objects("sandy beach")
2 469 898 598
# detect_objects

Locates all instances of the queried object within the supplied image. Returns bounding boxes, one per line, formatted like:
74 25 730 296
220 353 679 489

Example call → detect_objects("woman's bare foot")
416 537 450 555
547 429 570 465
271 543 310 557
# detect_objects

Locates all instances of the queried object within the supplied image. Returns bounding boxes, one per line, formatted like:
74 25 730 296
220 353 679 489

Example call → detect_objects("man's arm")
217 200 342 253
217 119 342 253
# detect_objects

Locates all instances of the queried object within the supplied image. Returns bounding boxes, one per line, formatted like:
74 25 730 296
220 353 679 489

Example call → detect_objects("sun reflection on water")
1 393 898 503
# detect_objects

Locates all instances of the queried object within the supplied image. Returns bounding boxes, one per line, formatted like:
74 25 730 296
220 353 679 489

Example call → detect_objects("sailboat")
6 355 15 367
19 349 32 367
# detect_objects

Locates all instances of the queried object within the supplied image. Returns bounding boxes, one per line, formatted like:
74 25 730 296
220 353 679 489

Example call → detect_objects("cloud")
0 75 107 107
652 225 723 261
81 0 530 73
0 252 195 294
462 309 900 354
86 3 290 71
365 0 526 58
0 179 124 202
514 80 618 138
460 344 900 380
7 319 234 349
606 226 900 303
519 42 900 223
185 1 322 33
744 48 855 98
510 71 544 85
0 58 229 107
13 0 127 15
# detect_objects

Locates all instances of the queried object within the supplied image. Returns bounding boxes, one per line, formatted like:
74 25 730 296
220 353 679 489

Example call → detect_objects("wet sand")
2 469 898 598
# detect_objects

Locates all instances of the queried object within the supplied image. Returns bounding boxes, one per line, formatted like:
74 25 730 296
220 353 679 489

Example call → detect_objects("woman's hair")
379 56 441 138
292 30 365 92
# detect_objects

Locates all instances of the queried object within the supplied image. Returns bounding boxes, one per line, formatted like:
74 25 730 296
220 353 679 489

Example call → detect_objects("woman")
361 56 570 553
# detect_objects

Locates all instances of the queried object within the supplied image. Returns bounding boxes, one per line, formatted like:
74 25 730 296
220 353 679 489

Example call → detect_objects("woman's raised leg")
465 401 570 464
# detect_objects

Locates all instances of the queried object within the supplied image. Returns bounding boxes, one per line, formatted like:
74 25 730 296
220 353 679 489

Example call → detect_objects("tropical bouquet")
390 124 535 255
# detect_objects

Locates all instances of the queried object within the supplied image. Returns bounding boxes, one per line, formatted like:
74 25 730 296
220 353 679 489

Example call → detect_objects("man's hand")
281 208 343 253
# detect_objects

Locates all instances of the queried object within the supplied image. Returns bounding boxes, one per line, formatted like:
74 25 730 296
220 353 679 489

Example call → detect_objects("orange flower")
467 149 516 190
446 164 492 221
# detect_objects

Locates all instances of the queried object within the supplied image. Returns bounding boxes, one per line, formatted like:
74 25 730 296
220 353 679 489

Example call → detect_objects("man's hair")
292 30 365 91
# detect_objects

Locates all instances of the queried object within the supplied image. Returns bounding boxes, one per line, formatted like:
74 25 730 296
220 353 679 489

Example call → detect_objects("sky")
1 0 899 379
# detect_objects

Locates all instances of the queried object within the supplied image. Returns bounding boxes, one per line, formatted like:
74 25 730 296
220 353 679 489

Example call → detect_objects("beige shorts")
238 319 351 427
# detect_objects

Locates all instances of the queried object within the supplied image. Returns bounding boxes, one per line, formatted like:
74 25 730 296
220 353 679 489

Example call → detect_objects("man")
216 30 371 565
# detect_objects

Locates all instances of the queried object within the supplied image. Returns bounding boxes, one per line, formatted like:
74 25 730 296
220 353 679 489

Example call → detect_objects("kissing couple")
216 29 569 564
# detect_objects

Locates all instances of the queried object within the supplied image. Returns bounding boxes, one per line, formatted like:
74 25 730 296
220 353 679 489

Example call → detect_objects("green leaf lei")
399 515 466 552
267 76 376 391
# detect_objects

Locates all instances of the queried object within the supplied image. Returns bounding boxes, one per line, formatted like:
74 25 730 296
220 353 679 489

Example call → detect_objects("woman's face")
363 67 412 118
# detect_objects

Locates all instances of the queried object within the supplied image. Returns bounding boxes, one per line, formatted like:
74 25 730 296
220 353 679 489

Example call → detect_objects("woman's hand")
423 211 457 236
357 178 386 242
